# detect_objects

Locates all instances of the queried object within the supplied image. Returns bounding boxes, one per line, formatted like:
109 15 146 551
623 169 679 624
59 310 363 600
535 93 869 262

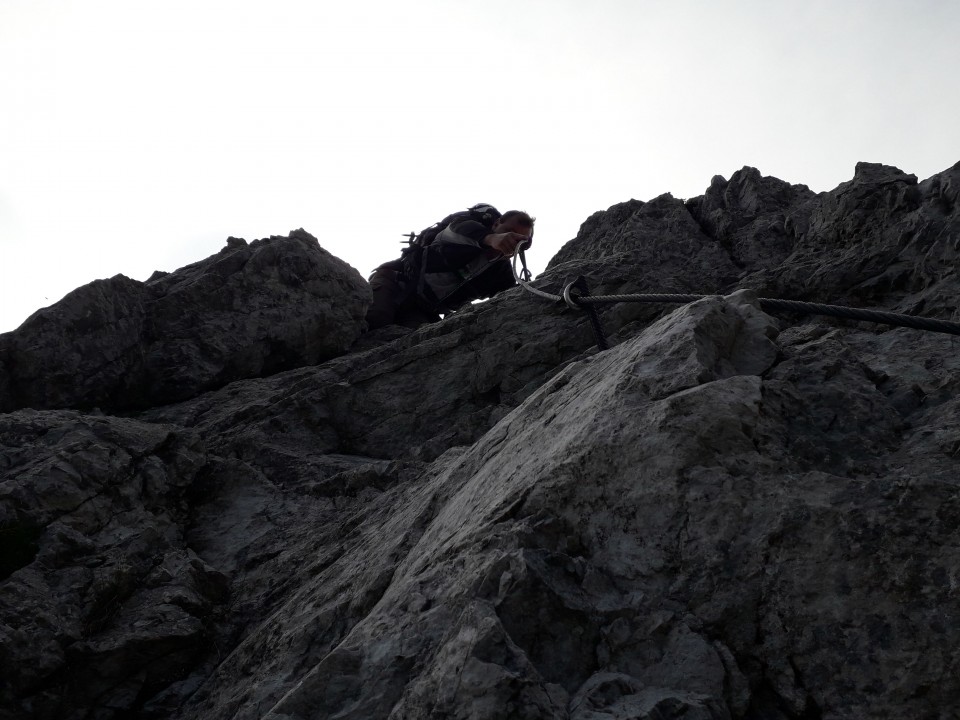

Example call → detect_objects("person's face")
494 217 534 237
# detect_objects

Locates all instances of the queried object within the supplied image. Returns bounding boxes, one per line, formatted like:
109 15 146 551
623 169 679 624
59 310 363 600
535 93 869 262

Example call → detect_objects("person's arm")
422 219 492 271
426 220 526 271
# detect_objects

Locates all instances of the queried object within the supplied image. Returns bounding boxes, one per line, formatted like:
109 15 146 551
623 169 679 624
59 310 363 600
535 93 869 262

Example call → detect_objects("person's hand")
483 232 530 257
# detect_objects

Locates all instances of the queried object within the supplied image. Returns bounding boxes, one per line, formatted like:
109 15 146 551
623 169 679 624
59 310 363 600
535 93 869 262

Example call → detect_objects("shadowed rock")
2 162 960 719
0 229 370 413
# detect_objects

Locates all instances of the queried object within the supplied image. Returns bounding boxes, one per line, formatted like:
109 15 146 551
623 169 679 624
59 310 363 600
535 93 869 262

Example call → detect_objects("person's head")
494 210 535 243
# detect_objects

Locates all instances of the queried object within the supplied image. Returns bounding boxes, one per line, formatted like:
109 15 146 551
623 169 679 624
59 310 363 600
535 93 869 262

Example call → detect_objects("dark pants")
365 266 441 331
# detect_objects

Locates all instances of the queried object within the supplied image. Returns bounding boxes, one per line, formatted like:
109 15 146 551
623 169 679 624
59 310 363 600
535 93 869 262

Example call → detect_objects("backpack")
399 204 501 302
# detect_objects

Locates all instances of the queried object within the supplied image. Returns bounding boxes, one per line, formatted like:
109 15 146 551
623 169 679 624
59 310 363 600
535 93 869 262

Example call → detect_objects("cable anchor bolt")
562 276 609 350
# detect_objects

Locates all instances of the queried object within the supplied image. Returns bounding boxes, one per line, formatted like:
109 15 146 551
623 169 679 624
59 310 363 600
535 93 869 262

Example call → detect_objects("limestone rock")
0 410 222 717
685 165 816 272
0 230 370 413
547 192 741 296
0 275 151 412
740 161 960 317
2 162 960 719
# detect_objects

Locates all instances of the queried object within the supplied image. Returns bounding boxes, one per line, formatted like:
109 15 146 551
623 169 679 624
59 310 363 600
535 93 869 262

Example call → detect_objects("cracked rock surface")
0 230 370 413
1 161 959 719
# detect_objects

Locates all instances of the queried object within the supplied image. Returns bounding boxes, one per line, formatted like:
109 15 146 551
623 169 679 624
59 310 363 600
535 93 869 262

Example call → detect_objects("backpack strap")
398 204 502 310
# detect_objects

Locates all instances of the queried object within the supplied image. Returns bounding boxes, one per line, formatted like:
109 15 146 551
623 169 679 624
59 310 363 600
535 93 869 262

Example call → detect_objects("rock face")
0 230 371 413
2 161 960 720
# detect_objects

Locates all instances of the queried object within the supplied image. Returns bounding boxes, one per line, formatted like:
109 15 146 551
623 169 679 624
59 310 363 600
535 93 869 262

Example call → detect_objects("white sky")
2 0 959 333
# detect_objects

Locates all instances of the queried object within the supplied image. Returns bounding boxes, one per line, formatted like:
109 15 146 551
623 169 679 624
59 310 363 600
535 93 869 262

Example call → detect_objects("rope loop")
562 280 585 310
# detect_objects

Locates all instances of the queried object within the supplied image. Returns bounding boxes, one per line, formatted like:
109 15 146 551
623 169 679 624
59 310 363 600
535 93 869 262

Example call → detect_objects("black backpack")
399 204 501 298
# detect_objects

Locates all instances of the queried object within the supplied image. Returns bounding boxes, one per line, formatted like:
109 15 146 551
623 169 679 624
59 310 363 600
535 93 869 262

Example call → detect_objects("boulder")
0 230 370 413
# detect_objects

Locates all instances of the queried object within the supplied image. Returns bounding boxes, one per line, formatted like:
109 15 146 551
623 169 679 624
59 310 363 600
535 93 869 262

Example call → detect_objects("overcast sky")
2 0 958 333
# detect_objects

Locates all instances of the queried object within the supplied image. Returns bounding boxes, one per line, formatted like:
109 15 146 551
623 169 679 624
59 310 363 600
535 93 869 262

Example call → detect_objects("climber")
365 204 535 330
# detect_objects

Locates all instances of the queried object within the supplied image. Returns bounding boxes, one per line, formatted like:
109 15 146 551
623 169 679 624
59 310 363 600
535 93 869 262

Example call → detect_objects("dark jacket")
405 216 516 314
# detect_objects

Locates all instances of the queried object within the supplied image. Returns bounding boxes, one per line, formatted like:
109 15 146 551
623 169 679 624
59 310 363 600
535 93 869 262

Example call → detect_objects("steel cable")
511 248 960 337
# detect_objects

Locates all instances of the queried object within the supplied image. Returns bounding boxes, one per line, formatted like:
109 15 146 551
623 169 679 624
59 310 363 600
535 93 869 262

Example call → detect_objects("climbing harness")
510 241 960 349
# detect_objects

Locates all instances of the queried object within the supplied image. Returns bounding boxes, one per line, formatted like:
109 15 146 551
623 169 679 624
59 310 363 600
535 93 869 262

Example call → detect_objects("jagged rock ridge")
0 229 370 413
1 161 959 719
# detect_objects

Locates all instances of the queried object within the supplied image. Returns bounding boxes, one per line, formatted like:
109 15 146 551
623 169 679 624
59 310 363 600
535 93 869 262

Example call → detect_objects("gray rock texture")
2 161 960 719
0 230 370 413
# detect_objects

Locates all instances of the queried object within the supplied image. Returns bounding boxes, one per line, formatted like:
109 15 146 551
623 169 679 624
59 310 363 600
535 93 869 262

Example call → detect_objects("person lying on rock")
365 204 535 330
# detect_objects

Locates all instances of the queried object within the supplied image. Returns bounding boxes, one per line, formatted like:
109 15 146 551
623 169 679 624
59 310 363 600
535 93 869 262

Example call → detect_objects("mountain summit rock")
0 229 370 413
1 162 959 719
